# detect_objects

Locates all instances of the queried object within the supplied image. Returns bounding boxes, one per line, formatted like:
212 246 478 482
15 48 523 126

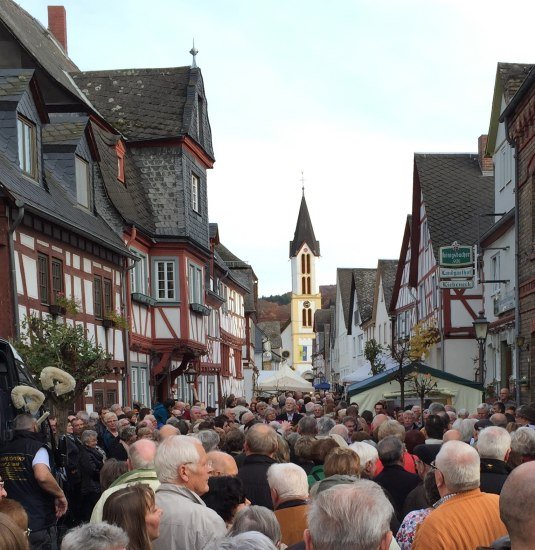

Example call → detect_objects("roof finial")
300 170 305 196
190 39 199 68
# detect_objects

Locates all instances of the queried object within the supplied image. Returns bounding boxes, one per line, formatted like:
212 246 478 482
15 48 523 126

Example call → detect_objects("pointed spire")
300 170 305 196
289 192 320 258
190 39 198 68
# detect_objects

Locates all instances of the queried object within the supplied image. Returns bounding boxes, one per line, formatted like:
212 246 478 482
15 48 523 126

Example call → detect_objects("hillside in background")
258 285 335 323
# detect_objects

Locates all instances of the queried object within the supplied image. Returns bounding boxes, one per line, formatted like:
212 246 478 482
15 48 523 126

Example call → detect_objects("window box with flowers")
49 293 79 316
103 310 129 330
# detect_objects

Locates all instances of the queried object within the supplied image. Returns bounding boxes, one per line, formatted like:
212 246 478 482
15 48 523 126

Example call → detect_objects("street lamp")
184 363 197 385
473 311 490 384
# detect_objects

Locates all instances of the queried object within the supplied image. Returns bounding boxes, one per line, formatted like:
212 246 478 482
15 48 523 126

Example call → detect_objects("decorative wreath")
40 367 76 397
11 385 46 414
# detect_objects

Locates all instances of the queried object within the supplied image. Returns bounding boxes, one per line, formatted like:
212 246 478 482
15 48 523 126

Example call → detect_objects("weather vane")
190 39 198 68
300 170 305 196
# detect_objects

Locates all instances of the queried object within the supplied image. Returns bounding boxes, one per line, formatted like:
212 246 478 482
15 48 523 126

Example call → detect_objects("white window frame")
431 274 437 310
17 115 37 179
130 250 148 295
191 174 200 213
357 334 364 356
418 283 425 319
491 254 501 295
131 364 149 407
153 258 178 302
75 156 90 209
188 262 203 304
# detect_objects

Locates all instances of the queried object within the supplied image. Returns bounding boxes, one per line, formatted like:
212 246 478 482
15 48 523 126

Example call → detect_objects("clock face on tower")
303 300 311 308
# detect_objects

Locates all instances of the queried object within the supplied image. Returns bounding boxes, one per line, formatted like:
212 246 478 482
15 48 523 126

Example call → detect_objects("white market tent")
256 364 314 393
341 354 399 384
347 362 484 413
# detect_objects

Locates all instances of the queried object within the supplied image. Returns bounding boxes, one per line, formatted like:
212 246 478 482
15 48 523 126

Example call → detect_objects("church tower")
287 192 321 374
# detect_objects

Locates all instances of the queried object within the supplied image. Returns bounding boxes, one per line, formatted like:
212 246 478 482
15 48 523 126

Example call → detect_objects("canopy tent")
256 364 314 393
314 382 331 390
347 362 484 413
341 354 399 384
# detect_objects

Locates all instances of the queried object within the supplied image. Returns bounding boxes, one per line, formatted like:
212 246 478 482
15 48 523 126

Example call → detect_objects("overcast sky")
16 0 535 295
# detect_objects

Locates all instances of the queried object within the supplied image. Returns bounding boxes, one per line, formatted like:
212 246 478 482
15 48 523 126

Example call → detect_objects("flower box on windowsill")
102 318 115 329
48 304 66 317
131 292 157 307
190 303 210 316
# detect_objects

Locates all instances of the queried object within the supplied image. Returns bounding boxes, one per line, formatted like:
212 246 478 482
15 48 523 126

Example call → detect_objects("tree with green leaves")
15 315 111 434
364 338 386 376
387 337 414 408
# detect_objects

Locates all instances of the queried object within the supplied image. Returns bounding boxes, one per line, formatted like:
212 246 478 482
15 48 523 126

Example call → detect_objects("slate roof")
289 194 320 257
377 259 398 312
0 0 88 105
314 308 331 332
499 63 533 103
337 268 355 330
216 243 249 268
257 321 282 350
0 150 131 257
90 122 155 232
0 69 34 101
414 154 494 260
42 121 88 145
71 68 210 147
353 268 377 325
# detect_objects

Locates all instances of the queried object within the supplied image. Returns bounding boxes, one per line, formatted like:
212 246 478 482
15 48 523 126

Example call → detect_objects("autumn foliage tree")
365 338 386 376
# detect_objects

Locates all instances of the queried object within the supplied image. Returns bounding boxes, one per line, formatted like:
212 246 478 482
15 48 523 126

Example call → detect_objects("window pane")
38 254 49 305
17 119 24 170
51 259 63 296
94 277 103 318
24 128 32 172
104 279 112 314
76 157 90 208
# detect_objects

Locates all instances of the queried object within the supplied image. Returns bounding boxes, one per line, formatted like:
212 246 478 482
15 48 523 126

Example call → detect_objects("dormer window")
17 115 37 179
75 156 90 209
191 174 200 213
116 140 126 184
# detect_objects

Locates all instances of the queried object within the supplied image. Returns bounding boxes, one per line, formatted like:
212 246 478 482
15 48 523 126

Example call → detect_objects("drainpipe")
122 226 138 406
8 201 25 339
503 119 521 405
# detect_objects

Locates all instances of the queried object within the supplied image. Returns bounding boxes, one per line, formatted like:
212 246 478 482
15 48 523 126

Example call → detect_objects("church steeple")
289 194 320 258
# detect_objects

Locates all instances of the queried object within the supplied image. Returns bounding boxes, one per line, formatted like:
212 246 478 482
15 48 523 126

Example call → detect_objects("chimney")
47 6 68 54
478 135 493 175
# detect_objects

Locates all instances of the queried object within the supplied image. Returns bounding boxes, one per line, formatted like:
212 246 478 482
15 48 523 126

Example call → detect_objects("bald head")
371 413 388 432
490 413 508 428
207 450 238 477
443 429 462 442
159 425 180 439
245 424 278 457
500 461 535 547
128 438 157 470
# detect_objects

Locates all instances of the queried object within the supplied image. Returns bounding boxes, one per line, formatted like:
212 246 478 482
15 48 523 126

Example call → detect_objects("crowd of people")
1 387 535 550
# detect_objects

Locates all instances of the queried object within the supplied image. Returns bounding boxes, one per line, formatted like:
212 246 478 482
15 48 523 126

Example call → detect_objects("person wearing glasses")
412 440 507 550
153 436 226 550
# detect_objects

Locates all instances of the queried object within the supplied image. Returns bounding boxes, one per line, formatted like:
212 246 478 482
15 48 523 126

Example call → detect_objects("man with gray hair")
61 522 129 550
91 438 159 522
297 416 318 437
412 440 507 550
304 479 394 550
193 429 220 452
153 435 226 549
267 463 309 547
317 416 336 436
477 426 511 494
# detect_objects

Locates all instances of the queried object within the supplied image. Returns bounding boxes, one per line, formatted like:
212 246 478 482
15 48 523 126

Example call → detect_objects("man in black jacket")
477 426 511 494
276 397 303 426
374 436 420 520
0 413 67 549
237 424 278 509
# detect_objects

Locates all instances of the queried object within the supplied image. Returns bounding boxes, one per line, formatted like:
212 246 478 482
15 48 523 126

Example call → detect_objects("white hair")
205 532 277 550
511 427 535 457
307 480 393 550
61 522 128 550
81 430 97 444
458 418 478 443
349 441 379 474
267 463 308 501
229 505 281 545
329 425 349 440
193 430 220 452
317 417 336 436
435 440 480 492
476 426 511 460
154 435 201 483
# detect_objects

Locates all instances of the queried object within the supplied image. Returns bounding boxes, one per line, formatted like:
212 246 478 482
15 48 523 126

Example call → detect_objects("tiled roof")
90 122 156 232
0 1 87 105
71 67 205 144
353 268 377 324
414 154 494 260
42 121 88 145
337 268 354 330
216 243 249 268
377 259 398 311
289 194 320 257
0 69 33 101
0 150 130 257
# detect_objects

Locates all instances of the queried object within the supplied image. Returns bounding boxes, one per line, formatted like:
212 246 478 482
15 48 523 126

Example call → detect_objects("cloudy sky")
17 0 535 295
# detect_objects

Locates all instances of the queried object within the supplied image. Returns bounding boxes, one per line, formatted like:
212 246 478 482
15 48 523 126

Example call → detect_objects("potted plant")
103 309 129 330
49 293 79 316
